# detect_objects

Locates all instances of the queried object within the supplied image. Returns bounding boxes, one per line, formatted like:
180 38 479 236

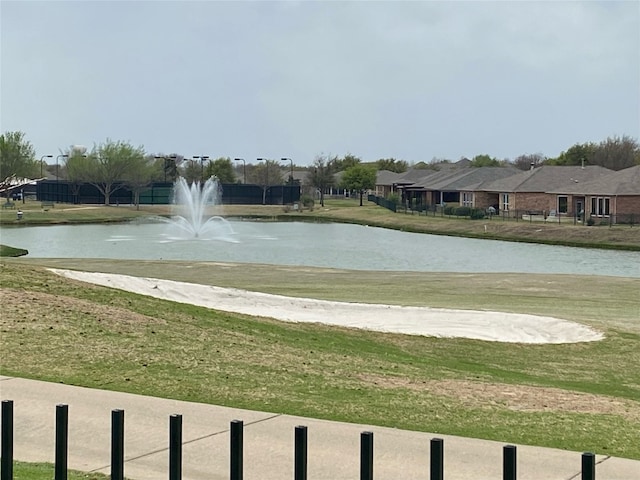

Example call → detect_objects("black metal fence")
36 181 301 206
368 195 637 226
1 400 598 480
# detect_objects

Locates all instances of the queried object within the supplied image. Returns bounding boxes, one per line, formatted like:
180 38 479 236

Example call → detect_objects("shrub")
301 195 315 208
470 208 486 220
586 217 595 226
454 206 471 217
443 205 456 215
386 193 400 204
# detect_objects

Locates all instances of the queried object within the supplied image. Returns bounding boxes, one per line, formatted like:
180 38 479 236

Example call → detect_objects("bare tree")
513 153 546 171
308 155 336 207
591 135 640 171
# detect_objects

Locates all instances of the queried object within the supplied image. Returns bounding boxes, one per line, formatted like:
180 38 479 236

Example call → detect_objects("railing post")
430 438 444 480
360 431 373 480
503 444 516 480
1 400 13 480
582 452 595 480
294 425 308 480
169 414 182 480
111 409 125 480
55 404 68 480
230 419 243 480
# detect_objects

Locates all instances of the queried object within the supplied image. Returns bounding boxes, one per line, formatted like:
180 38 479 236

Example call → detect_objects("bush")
386 193 400 204
587 217 595 226
470 208 486 220
443 206 456 215
301 195 315 208
454 207 471 217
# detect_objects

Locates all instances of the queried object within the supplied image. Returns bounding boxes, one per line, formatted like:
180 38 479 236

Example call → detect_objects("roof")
403 166 520 191
481 165 613 192
548 165 640 195
376 170 403 186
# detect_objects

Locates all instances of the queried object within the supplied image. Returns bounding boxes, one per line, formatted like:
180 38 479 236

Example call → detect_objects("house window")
501 193 509 211
558 196 568 214
591 197 610 216
462 192 473 207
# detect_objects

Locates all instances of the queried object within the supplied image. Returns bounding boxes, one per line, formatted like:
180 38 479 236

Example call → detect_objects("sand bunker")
51 269 603 344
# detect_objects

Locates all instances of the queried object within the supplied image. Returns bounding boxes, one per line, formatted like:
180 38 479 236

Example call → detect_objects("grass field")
1 258 639 460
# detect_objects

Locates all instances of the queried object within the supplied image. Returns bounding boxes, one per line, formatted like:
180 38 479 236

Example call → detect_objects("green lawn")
2 260 639 460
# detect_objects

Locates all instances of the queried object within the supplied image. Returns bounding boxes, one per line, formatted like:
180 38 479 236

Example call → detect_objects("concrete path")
1 376 638 479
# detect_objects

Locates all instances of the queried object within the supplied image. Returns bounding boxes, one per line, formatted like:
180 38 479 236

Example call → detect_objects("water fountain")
164 176 234 240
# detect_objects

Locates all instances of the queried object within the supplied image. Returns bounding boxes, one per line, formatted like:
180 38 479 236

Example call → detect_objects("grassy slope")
1 261 639 459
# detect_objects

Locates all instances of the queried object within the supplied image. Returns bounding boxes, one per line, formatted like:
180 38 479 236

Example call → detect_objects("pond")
2 221 638 278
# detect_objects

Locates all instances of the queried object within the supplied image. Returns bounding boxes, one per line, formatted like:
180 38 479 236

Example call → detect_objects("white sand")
51 269 603 344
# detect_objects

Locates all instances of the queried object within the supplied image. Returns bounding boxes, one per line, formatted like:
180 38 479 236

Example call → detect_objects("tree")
65 151 92 204
307 155 336 207
122 154 157 210
547 143 597 167
591 135 640 170
470 154 502 167
250 160 282 204
0 131 37 182
332 153 360 172
513 153 546 171
85 139 145 205
180 159 201 184
205 157 237 183
376 157 408 173
340 164 377 206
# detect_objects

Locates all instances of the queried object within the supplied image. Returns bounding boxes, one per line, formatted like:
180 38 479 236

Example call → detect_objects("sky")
1 0 639 166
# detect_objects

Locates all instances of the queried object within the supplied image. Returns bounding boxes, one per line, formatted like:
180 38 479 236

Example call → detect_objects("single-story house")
479 165 613 217
547 165 640 222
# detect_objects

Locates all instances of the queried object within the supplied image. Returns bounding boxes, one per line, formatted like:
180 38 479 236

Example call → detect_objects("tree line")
1 132 638 206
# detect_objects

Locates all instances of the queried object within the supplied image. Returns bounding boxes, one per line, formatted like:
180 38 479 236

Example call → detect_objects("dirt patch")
0 288 164 329
358 374 640 420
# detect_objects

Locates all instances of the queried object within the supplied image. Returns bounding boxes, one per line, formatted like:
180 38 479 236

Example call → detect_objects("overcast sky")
1 0 638 166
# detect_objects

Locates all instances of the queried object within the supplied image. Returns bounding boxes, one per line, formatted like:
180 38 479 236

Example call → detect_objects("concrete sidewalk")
1 376 638 479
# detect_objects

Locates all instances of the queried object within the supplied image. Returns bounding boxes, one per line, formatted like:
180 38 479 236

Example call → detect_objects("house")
547 165 640 222
479 165 613 217
374 170 403 197
406 166 520 209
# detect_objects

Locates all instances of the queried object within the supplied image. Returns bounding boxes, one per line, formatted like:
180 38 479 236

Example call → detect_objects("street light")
155 155 178 182
193 155 209 183
55 155 68 183
234 158 246 184
281 157 293 184
40 155 53 178
55 154 68 204
257 158 269 205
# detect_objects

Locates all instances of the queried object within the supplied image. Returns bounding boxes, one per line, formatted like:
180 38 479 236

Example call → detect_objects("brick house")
547 165 640 223
479 165 613 217
396 166 520 210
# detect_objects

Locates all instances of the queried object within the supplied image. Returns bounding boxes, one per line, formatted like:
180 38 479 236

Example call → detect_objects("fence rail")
0 400 601 480
368 195 637 226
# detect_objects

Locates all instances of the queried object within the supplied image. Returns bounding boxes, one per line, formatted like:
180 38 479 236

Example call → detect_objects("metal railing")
1 400 598 480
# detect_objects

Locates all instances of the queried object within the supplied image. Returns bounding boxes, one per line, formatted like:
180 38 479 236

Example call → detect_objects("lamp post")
154 156 167 182
55 155 68 183
281 158 293 184
234 158 246 184
55 154 68 203
257 158 269 205
40 155 53 178
193 155 209 183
